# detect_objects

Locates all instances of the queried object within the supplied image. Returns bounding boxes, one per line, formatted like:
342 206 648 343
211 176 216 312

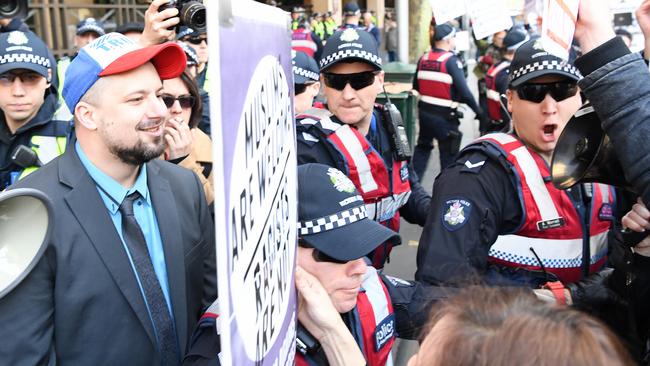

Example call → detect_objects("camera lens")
180 1 206 33
0 0 19 15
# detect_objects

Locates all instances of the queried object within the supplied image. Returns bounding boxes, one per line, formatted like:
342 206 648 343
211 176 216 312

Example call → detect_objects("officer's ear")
375 70 385 92
75 101 99 131
309 81 321 97
506 89 514 113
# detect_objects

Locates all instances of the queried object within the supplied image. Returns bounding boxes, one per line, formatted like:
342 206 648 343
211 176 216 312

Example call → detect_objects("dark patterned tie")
119 192 179 365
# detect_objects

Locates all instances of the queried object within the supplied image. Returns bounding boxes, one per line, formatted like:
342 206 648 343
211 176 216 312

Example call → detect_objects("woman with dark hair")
161 71 213 204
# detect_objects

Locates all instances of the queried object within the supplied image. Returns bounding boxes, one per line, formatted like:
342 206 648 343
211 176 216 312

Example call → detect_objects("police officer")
341 2 362 29
296 28 430 268
0 31 68 190
416 38 615 290
292 50 321 115
483 28 529 134
323 11 337 40
56 18 106 121
291 18 324 60
293 164 455 365
291 6 305 31
412 23 486 178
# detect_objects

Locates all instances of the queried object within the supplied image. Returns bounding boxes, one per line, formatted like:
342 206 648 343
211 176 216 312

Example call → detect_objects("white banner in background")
429 0 467 24
541 0 580 60
469 0 514 40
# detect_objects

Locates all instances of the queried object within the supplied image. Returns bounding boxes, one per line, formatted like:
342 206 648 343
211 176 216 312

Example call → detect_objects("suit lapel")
147 162 189 351
59 149 157 346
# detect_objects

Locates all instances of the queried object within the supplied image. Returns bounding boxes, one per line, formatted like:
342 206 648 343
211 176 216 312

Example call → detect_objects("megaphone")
551 102 631 192
0 188 53 299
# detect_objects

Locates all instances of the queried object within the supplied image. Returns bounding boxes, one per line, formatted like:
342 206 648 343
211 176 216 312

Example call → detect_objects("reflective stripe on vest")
475 133 612 283
485 61 510 121
297 108 412 267
357 267 395 366
417 50 454 104
18 135 67 180
292 30 317 57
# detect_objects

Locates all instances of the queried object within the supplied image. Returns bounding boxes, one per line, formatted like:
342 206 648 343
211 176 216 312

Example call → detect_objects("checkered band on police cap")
0 31 52 81
508 38 582 88
298 205 368 235
319 28 382 71
292 50 320 84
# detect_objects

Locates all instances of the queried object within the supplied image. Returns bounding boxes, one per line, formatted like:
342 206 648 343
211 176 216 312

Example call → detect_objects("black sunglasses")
515 82 579 103
161 94 196 109
186 36 207 45
298 240 348 264
323 71 379 91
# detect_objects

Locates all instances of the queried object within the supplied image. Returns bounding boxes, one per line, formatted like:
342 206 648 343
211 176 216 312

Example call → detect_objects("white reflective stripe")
477 132 517 145
300 115 341 132
386 353 394 366
375 190 412 222
598 184 610 204
488 61 510 77
417 70 453 84
489 231 608 268
302 132 319 142
362 266 391 332
336 125 379 193
436 52 453 62
291 39 317 51
510 146 559 221
32 136 62 165
366 202 378 221
486 89 501 102
420 95 459 108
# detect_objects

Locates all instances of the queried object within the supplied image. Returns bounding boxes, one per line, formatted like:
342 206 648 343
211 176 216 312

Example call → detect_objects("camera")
0 0 28 19
158 0 206 33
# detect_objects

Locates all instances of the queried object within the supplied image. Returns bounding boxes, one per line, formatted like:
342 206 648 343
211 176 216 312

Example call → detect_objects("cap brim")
294 74 311 84
99 42 186 80
510 69 580 88
301 217 400 262
321 57 382 73
0 63 49 80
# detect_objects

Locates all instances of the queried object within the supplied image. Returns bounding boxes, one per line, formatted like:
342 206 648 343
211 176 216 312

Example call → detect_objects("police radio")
381 87 412 161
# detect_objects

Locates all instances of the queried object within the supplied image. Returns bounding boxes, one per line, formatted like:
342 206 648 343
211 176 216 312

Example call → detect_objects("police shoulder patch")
442 197 472 231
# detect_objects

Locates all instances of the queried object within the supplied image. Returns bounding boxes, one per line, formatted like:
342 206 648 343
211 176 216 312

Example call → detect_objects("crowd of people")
2 0 650 365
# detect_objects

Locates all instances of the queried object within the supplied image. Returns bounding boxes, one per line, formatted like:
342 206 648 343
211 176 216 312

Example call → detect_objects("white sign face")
228 54 297 362
469 0 514 40
541 0 580 59
429 0 467 24
455 30 471 51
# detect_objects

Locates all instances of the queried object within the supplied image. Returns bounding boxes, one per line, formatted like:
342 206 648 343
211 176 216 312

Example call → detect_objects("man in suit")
0 33 217 365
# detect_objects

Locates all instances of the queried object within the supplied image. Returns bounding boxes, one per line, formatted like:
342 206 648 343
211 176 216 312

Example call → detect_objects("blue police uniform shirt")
75 142 174 317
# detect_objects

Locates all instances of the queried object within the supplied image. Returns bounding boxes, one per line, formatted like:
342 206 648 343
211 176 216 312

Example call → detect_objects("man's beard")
109 136 165 166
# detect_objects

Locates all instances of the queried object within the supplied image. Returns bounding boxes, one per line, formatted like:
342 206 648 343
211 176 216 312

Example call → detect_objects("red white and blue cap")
298 163 399 262
62 33 186 112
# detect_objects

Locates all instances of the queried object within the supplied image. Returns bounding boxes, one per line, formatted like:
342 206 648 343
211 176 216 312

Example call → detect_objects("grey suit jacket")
0 147 218 365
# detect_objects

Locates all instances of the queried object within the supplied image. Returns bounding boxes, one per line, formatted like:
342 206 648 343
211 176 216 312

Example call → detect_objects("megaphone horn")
551 102 632 192
0 188 53 299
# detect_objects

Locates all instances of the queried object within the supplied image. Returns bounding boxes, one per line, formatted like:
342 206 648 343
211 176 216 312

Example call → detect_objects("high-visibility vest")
485 60 510 121
416 50 458 108
297 108 411 267
473 133 613 284
292 29 318 58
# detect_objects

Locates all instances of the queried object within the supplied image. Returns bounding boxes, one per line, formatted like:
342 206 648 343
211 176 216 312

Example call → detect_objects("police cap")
508 38 582 88
319 28 382 72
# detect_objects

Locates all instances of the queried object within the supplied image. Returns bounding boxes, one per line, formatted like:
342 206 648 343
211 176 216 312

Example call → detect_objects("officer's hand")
295 266 343 341
140 0 179 46
164 117 193 160
622 198 650 256
574 0 616 54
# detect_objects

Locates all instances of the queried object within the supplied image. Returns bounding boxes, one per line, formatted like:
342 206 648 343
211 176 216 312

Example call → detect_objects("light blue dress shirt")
75 142 173 317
